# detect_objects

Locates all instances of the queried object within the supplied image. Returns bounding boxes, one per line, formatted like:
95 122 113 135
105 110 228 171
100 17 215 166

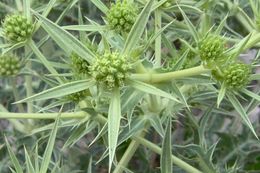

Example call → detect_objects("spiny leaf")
15 80 95 103
5 137 23 173
127 79 180 103
161 116 172 173
123 0 154 55
108 88 121 172
33 11 95 64
227 92 258 139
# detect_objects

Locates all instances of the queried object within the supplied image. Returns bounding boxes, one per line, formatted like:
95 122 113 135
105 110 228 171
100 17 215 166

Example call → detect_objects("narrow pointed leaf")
15 80 95 103
90 0 108 14
217 85 226 108
5 137 23 173
127 79 180 103
39 108 62 173
24 147 35 173
178 6 199 43
227 93 258 139
241 88 260 101
33 11 95 64
161 116 172 173
108 88 121 172
123 0 154 55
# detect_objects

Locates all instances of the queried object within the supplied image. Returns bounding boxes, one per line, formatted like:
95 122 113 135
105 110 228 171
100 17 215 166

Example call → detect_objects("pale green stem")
11 77 25 113
0 111 88 119
25 46 33 113
15 0 23 12
135 62 147 73
133 136 203 173
154 8 162 67
130 65 210 83
244 31 260 50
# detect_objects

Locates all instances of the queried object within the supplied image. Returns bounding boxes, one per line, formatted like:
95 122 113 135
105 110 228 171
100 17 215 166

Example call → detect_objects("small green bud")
3 14 34 43
223 63 251 89
198 34 225 67
107 0 138 34
70 52 90 75
66 89 89 103
0 54 21 77
90 52 131 89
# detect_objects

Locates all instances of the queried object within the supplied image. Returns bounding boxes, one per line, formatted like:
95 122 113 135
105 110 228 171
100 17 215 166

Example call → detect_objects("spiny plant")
0 0 260 173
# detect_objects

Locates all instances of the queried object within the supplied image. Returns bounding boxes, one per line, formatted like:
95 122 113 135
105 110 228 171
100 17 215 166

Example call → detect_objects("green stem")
25 46 34 113
154 8 162 67
113 137 142 173
0 111 88 119
11 77 25 113
130 65 210 83
133 136 203 173
244 31 260 50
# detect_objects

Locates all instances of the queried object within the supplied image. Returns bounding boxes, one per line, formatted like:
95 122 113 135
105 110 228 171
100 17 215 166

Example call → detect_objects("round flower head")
198 34 225 67
90 52 131 89
70 52 89 75
107 0 138 34
0 54 21 76
223 63 251 89
3 14 34 43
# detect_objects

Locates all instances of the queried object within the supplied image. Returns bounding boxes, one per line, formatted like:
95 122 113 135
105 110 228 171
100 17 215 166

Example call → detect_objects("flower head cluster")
0 55 21 76
70 52 89 75
3 14 34 43
90 52 131 89
107 0 138 34
198 34 225 67
223 63 251 89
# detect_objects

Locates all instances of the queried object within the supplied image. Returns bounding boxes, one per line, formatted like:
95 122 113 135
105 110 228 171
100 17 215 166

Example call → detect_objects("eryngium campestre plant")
107 0 137 34
90 52 131 89
198 34 225 67
223 62 251 89
3 14 34 43
0 54 21 76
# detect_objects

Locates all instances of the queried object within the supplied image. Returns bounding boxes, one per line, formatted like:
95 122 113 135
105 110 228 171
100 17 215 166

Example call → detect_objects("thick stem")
11 77 25 113
25 46 34 113
133 136 203 173
130 65 210 83
0 111 88 119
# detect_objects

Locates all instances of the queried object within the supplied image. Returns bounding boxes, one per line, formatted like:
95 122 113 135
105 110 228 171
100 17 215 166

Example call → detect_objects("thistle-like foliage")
70 52 89 75
3 14 34 43
107 0 137 34
90 52 131 89
198 34 225 67
0 55 21 76
223 63 251 89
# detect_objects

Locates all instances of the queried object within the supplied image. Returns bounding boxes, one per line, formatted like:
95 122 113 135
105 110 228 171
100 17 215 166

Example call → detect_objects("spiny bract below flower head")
198 34 225 67
90 52 131 89
107 0 138 34
223 63 251 89
0 54 21 76
3 14 34 43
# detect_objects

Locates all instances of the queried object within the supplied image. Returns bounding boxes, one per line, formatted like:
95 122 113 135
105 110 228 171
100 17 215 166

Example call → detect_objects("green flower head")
198 34 225 67
0 54 21 77
223 63 251 89
3 14 34 43
107 0 138 34
90 52 131 89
